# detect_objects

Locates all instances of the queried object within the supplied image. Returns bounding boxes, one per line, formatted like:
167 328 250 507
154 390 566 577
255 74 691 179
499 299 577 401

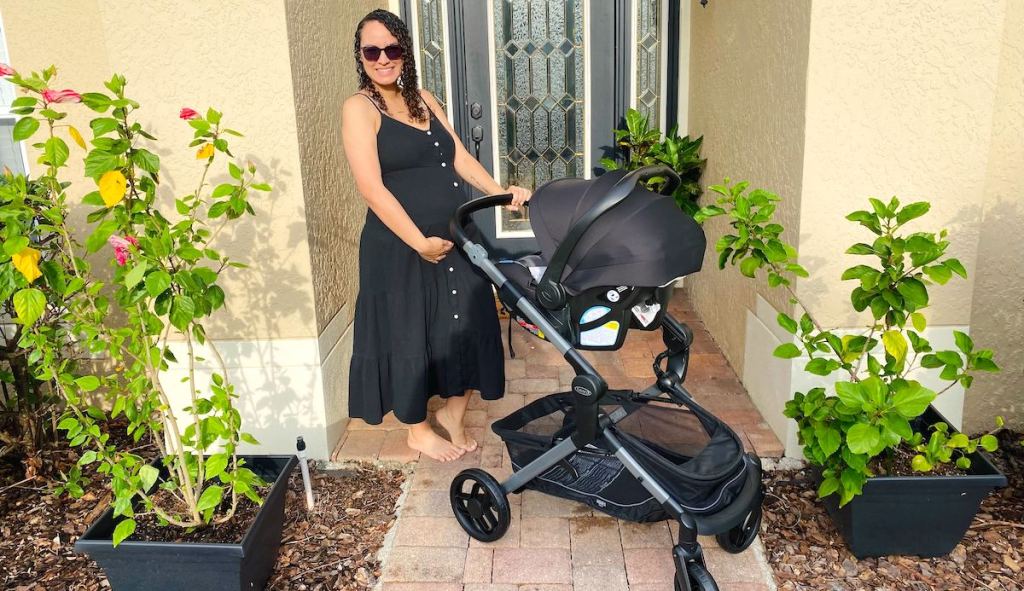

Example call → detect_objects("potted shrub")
600 107 706 215
696 181 1006 557
1 64 295 590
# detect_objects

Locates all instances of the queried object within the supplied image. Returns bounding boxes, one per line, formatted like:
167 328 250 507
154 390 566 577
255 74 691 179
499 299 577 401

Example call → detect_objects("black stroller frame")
448 166 765 591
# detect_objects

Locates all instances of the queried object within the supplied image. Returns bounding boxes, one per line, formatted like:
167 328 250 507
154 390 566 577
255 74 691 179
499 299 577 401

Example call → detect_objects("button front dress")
348 96 506 425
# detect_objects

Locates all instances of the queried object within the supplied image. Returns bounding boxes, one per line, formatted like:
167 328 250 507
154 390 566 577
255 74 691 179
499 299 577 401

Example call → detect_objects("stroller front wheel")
676 562 719 591
714 504 763 554
450 468 511 542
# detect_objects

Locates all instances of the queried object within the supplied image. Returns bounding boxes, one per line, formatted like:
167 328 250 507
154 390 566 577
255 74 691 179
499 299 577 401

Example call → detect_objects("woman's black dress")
348 96 505 425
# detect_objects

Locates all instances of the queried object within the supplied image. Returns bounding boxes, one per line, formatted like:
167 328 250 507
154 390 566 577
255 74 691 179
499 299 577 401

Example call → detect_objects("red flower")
42 89 82 104
0 63 14 77
108 235 139 266
179 108 200 120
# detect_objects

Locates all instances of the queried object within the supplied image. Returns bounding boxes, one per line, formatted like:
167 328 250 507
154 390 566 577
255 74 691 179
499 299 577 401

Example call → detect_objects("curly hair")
354 9 426 123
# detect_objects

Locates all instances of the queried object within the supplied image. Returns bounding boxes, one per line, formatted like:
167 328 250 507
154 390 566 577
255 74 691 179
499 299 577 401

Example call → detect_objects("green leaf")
882 413 913 440
835 382 865 409
953 331 974 354
896 278 929 307
911 312 927 332
75 376 101 392
145 270 172 297
739 256 760 278
980 434 998 452
197 485 224 512
124 261 148 290
846 243 875 256
956 457 972 470
948 433 969 448
3 236 30 256
882 330 908 364
205 454 229 480
944 258 967 278
83 150 120 180
251 183 272 192
816 426 842 457
896 202 930 225
911 454 932 472
773 343 801 359
846 423 881 455
44 136 70 167
212 183 235 198
132 149 160 174
13 288 46 326
12 117 40 141
818 477 840 498
109 519 137 548
170 296 196 330
924 264 952 285
139 465 159 491
892 382 935 418
777 313 798 334
805 358 832 376
81 92 112 112
90 117 119 136
86 219 119 253
974 357 999 372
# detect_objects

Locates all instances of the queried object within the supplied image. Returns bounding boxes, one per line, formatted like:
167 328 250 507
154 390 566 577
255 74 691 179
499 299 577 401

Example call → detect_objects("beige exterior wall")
965 0 1024 432
1 0 317 341
686 0 812 375
283 0 384 451
688 0 1023 442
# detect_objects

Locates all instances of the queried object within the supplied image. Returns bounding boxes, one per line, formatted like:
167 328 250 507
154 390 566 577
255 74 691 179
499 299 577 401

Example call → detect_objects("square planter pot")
75 454 297 591
822 406 1007 558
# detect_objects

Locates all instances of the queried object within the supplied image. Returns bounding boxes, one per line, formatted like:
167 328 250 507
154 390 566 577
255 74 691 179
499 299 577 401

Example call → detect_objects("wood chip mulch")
760 429 1024 591
1 428 405 591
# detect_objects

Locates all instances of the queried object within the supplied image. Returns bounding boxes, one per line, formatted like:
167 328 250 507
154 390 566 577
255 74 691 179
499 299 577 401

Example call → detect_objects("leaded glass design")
494 0 584 191
635 0 662 129
417 0 448 112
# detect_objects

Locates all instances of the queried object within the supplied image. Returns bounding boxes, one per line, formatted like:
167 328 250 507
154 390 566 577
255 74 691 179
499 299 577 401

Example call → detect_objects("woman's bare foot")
407 424 464 462
435 403 478 452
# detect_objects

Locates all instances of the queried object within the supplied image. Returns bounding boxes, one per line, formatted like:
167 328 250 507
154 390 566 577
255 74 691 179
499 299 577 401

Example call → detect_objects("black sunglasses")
361 44 404 62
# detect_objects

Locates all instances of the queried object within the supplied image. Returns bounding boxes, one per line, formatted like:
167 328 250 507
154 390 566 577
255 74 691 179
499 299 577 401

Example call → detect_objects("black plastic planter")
823 406 1007 558
75 455 297 591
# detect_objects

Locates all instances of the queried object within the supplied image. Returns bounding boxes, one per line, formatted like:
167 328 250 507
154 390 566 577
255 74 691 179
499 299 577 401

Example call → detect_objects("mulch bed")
0 425 405 591
761 429 1024 591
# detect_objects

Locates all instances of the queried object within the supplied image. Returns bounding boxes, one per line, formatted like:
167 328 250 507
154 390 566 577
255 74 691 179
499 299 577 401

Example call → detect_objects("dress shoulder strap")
355 92 384 113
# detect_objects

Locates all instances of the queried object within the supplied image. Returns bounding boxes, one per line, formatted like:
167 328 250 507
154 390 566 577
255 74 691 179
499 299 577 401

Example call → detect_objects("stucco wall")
798 1 1005 329
1 0 317 341
285 0 382 335
965 0 1024 431
686 0 811 374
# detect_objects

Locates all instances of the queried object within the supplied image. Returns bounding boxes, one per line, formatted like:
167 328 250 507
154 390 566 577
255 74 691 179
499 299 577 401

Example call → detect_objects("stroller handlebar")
449 192 515 247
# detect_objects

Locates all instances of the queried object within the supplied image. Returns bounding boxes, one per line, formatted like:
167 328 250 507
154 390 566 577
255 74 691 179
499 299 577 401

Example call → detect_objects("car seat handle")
537 165 681 310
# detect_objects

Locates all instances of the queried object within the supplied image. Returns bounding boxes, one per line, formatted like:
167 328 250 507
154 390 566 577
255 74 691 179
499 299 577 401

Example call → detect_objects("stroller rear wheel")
715 504 762 554
675 562 719 591
450 468 511 542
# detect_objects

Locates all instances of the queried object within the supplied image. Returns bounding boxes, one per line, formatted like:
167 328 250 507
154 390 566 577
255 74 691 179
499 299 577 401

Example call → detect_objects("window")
0 14 27 176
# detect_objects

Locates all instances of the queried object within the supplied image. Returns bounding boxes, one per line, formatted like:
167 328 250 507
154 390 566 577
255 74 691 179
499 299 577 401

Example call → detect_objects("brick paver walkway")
334 291 780 590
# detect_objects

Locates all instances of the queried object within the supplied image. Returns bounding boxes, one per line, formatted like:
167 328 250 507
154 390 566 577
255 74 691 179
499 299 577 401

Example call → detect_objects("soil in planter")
761 429 1024 591
868 445 962 477
130 483 271 544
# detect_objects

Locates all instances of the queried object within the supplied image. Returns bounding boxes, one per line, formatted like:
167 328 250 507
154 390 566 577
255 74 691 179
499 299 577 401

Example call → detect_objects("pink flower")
42 88 82 104
179 107 200 120
0 63 14 77
107 235 138 266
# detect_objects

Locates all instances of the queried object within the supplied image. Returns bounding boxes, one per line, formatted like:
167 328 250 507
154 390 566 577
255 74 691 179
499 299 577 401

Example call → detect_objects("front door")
401 0 679 258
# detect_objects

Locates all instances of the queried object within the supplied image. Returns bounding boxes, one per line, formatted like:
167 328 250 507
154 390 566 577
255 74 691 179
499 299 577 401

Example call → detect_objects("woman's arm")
420 90 531 208
341 95 452 262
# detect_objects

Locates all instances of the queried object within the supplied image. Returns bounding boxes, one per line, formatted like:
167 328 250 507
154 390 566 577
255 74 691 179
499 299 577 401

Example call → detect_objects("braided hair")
354 10 426 123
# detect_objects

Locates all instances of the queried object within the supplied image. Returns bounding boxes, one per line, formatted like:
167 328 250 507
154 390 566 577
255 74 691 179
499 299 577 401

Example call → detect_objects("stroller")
448 166 764 591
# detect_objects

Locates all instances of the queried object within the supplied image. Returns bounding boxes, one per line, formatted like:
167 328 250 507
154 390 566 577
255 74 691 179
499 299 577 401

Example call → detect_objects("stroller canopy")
529 169 707 293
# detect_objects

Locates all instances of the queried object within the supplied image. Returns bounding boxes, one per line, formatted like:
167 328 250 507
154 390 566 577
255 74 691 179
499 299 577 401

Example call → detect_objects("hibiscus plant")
1 63 271 544
696 180 1000 506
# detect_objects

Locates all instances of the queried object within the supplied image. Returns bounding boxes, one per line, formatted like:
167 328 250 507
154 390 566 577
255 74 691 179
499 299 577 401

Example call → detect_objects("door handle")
470 102 483 119
472 125 484 160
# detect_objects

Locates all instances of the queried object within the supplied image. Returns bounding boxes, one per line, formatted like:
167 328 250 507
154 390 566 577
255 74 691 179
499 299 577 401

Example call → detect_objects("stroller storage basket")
493 390 748 523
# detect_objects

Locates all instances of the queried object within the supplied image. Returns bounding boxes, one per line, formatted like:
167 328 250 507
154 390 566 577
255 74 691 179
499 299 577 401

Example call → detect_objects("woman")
343 9 530 462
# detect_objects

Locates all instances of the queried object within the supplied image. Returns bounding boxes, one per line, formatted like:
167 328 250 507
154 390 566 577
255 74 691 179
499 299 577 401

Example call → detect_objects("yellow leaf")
882 330 908 365
196 143 214 160
98 170 127 207
68 125 87 150
12 247 42 283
